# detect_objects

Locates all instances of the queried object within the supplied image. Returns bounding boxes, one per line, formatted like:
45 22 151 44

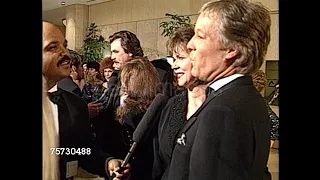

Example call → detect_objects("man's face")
73 65 84 80
110 38 132 70
43 22 71 82
87 68 98 78
187 13 229 82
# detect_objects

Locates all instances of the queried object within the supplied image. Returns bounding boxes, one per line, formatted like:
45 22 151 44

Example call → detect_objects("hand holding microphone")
109 93 167 180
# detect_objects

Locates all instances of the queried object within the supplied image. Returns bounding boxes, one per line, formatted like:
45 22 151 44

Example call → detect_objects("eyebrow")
111 49 119 52
44 41 58 50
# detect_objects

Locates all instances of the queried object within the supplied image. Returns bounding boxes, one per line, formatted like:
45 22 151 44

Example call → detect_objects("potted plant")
159 13 194 37
78 23 110 63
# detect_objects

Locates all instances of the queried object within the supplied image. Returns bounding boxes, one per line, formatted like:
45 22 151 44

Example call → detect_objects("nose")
60 45 69 57
171 60 179 70
187 35 195 52
111 53 116 61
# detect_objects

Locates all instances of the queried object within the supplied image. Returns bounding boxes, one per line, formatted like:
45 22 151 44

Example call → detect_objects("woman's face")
103 68 114 81
172 49 193 87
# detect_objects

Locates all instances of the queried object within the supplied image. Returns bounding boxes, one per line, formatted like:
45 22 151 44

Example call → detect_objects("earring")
128 53 132 57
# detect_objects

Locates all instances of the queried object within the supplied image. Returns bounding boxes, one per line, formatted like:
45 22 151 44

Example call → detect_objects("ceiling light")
61 1 66 5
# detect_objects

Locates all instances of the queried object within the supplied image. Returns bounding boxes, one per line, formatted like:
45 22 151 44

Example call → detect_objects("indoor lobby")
43 0 280 179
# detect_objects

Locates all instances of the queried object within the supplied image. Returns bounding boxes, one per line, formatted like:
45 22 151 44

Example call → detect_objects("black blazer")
56 83 113 180
167 76 271 180
57 76 82 97
152 91 188 180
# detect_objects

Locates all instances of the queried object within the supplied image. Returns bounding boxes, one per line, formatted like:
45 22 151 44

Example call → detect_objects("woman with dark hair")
115 56 160 180
153 26 208 180
116 57 159 124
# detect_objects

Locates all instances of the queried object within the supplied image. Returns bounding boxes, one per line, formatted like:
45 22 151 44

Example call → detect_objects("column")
65 4 89 51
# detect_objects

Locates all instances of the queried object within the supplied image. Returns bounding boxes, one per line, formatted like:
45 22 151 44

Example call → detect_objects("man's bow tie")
48 89 64 105
205 87 214 98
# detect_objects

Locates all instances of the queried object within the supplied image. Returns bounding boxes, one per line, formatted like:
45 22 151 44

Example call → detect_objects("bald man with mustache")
42 21 130 180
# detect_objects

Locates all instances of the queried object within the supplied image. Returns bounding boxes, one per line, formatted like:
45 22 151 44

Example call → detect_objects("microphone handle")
109 142 137 180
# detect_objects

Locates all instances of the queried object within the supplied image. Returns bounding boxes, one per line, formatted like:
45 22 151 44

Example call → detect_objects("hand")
88 101 103 118
106 159 131 180
70 66 79 80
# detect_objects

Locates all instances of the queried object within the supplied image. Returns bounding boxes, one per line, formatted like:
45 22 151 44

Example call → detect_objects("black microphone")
109 93 167 179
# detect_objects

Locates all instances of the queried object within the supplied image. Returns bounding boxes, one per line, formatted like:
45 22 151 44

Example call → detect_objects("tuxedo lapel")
194 76 253 117
57 95 72 134
58 88 83 134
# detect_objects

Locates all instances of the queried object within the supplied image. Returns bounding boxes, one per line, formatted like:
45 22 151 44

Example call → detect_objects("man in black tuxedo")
42 21 130 180
166 0 272 180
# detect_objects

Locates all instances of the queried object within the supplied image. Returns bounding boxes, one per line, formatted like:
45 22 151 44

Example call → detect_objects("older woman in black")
153 26 208 180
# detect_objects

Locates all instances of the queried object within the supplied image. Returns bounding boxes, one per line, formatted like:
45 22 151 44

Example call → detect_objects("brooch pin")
177 133 186 146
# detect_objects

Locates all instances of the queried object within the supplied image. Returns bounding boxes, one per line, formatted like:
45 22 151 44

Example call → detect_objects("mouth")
175 72 184 79
57 59 71 67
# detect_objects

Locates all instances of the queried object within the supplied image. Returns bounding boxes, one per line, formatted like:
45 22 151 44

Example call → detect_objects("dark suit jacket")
56 82 113 180
57 76 82 97
167 76 271 180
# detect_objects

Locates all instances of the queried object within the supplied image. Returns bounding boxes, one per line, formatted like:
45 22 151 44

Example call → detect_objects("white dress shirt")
48 84 59 135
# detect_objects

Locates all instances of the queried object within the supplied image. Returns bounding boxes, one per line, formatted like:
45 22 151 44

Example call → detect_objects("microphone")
109 93 167 179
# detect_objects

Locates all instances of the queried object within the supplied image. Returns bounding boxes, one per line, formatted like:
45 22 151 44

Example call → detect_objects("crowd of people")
42 0 279 180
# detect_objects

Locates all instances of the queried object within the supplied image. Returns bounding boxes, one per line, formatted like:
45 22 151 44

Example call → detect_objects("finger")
93 103 103 106
122 168 130 174
115 172 125 178
110 170 124 179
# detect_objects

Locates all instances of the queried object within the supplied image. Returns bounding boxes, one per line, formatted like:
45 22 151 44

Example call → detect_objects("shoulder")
159 91 187 123
57 76 79 93
162 92 185 110
60 88 87 107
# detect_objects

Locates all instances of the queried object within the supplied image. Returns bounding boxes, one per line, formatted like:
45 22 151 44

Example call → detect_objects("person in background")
82 61 104 103
57 49 85 97
115 56 160 180
100 57 115 89
165 0 272 179
106 30 174 110
82 62 88 82
69 49 86 91
252 70 279 148
152 26 208 180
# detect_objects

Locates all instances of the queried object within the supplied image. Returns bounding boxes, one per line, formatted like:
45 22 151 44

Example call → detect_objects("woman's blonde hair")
42 76 59 180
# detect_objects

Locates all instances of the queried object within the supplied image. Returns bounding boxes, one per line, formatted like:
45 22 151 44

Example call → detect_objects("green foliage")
78 23 109 63
159 13 194 37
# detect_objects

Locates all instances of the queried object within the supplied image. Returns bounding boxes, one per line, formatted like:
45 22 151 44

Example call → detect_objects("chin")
178 82 186 87
191 70 198 78
61 71 71 78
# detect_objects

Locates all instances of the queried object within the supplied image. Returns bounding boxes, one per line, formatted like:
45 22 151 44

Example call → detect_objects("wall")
88 0 278 62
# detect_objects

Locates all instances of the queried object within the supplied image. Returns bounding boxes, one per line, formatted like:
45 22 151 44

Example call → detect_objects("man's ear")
225 47 239 61
71 65 77 72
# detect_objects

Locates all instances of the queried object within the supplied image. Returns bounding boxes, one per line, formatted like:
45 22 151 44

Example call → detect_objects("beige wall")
88 0 278 62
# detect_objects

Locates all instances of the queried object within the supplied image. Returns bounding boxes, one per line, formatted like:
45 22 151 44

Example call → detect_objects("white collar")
209 74 244 91
48 84 58 93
